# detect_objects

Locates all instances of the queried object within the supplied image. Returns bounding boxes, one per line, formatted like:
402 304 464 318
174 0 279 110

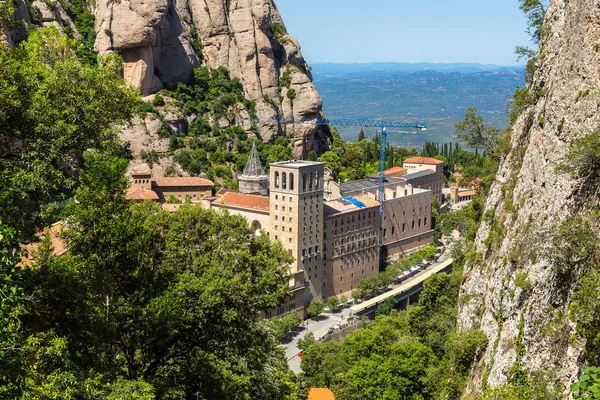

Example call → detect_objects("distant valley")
311 62 526 148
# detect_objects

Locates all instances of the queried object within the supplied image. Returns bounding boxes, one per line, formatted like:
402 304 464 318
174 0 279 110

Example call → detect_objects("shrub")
152 94 165 106
514 271 532 290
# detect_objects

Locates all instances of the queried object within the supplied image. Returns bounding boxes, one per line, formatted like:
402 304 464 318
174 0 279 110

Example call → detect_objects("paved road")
283 308 352 373
283 249 453 373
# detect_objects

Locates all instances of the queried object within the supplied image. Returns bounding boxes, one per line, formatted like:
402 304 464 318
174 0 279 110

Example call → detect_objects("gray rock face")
457 0 600 394
93 0 328 155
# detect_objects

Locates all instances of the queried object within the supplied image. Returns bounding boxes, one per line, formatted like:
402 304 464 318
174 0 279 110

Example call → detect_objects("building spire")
243 142 265 176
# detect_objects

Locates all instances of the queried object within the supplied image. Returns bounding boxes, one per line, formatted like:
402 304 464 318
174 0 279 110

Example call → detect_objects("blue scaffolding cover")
344 196 366 209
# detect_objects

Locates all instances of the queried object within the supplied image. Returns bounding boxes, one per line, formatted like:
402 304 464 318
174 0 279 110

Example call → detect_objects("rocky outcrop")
2 0 31 47
93 0 328 156
33 0 78 36
457 0 600 394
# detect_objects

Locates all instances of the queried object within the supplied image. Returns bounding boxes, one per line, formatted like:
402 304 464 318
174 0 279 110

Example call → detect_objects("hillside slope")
457 0 600 393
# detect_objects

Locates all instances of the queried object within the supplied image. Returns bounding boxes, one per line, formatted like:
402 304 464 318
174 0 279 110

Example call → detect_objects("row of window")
325 211 375 229
382 217 428 238
273 205 292 212
273 171 321 191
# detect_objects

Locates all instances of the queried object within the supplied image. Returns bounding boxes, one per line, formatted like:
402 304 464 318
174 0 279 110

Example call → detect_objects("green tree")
519 0 547 44
318 151 343 177
307 150 318 161
375 297 397 316
454 108 500 156
307 298 325 319
327 296 340 312
270 312 303 341
27 150 298 399
338 340 436 400
357 129 365 142
0 27 138 239
297 332 315 352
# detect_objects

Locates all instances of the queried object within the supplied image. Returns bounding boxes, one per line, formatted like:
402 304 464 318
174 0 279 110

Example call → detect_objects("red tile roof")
19 222 68 267
161 204 182 213
126 186 160 201
458 190 477 197
403 156 444 165
154 177 214 187
384 166 408 176
213 192 270 211
308 388 336 400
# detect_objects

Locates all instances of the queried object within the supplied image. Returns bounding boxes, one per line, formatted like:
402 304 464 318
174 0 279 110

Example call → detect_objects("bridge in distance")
349 258 454 317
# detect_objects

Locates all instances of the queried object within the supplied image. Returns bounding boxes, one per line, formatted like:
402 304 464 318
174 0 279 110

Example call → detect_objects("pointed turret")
239 143 269 195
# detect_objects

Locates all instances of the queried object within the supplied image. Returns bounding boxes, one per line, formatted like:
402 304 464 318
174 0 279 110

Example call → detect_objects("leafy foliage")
269 312 303 341
17 150 300 398
453 108 502 157
570 271 600 365
307 298 325 318
302 265 487 399
572 366 600 399
0 27 138 239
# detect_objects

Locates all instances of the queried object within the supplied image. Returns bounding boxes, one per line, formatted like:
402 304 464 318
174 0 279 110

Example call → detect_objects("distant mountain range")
311 63 526 148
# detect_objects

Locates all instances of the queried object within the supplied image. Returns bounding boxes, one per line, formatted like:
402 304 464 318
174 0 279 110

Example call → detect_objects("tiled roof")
161 204 182 213
213 192 270 211
384 166 408 176
154 177 214 187
403 156 444 165
458 190 477 197
19 222 68 266
308 388 336 400
126 186 160 201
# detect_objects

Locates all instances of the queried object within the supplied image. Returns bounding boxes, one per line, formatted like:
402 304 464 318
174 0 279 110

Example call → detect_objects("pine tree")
358 129 365 142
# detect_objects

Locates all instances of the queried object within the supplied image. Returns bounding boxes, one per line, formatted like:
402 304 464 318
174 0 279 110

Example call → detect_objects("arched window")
282 172 287 189
315 171 320 188
303 173 307 190
275 171 280 188
290 173 294 190
309 172 313 189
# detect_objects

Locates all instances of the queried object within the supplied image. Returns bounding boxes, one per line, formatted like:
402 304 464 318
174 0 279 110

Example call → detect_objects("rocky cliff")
457 0 600 394
93 0 328 155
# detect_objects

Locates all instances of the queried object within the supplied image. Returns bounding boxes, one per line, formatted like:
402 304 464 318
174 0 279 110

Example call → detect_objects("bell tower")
239 143 269 196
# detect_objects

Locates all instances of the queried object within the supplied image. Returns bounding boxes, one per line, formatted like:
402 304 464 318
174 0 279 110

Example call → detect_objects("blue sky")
275 0 531 66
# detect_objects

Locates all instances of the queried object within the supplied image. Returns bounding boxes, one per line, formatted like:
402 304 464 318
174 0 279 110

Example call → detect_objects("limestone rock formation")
92 0 328 156
457 0 600 394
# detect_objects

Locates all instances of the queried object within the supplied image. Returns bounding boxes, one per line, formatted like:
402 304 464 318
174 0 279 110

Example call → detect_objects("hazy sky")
275 0 532 66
